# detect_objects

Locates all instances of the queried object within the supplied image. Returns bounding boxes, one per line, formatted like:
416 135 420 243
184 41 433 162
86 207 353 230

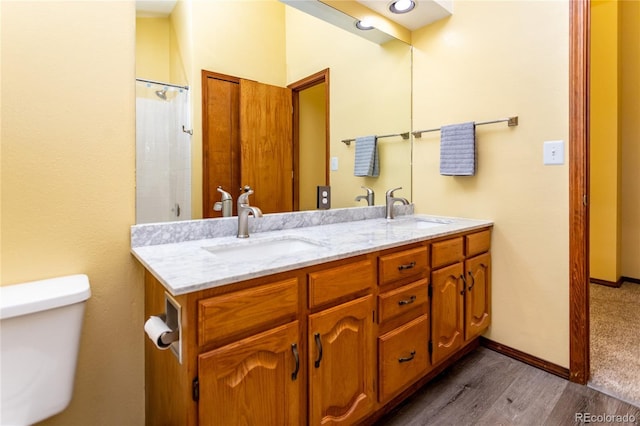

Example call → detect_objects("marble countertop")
131 213 493 296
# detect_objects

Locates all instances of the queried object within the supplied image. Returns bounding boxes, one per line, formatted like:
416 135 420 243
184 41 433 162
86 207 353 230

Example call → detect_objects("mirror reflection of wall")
135 0 412 223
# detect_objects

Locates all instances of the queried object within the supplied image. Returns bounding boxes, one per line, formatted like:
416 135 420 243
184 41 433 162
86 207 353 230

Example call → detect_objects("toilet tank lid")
0 274 91 320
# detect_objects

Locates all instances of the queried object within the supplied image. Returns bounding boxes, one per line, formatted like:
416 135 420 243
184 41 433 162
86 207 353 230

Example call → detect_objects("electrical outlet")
543 140 564 165
317 186 331 210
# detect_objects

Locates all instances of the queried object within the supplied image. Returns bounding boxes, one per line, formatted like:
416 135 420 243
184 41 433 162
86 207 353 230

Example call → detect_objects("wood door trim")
288 69 330 211
569 0 590 385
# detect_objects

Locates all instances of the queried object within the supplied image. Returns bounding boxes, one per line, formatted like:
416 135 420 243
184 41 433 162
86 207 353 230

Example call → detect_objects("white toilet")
0 274 91 425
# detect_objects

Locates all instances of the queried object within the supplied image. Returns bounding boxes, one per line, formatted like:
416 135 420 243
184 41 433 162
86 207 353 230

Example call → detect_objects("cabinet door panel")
198 321 300 426
309 295 374 425
465 252 491 341
431 263 464 365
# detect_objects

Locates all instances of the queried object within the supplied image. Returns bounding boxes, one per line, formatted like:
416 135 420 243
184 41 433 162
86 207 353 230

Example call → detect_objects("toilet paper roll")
144 316 172 350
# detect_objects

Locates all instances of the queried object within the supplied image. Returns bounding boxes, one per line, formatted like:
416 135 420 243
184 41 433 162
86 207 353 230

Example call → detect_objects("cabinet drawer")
198 278 298 347
308 259 374 308
431 237 464 269
379 247 429 286
378 314 429 402
378 279 428 324
466 229 491 257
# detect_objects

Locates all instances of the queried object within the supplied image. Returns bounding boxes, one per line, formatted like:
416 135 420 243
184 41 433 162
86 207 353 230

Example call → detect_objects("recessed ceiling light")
355 19 374 30
389 0 415 14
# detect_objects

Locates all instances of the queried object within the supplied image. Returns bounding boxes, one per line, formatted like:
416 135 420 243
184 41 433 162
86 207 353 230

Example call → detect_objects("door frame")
288 69 330 211
569 0 590 385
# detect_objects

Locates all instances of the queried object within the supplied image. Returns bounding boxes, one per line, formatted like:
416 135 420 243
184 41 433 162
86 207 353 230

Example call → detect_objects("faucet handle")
386 187 403 197
361 186 374 195
216 186 232 201
238 186 254 204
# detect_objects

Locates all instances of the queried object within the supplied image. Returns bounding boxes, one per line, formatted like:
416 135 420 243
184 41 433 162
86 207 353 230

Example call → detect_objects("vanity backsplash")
131 205 414 248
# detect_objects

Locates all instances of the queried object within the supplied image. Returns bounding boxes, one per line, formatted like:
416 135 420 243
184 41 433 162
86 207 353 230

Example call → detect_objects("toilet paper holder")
149 292 182 363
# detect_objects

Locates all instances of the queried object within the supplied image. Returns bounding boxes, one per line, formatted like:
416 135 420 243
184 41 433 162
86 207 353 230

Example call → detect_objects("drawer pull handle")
314 333 323 368
398 295 417 306
468 271 475 291
398 350 416 363
398 261 416 271
291 343 299 381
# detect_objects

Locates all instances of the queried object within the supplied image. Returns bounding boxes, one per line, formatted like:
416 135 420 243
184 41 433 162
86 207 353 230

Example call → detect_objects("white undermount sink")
387 217 453 230
203 235 325 260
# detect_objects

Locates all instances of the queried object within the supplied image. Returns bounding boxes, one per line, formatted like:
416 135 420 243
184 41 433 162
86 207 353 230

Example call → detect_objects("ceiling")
356 0 453 31
135 0 177 18
135 0 453 33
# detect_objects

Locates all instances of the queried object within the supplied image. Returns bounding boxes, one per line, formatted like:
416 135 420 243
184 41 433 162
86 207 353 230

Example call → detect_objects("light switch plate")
317 185 331 210
543 140 564 165
330 157 339 171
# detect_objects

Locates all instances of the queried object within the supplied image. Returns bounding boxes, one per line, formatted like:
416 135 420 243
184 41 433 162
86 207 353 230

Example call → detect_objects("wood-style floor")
375 347 640 425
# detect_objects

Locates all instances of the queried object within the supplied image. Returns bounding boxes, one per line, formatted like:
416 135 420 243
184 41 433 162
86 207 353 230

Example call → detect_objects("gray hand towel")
354 135 379 177
440 122 476 176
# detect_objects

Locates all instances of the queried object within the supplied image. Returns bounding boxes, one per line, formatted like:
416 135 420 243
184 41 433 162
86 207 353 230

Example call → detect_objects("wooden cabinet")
143 226 491 425
198 321 301 426
378 315 429 402
376 246 431 403
308 296 375 425
464 252 491 341
198 278 298 347
431 262 465 365
430 230 492 365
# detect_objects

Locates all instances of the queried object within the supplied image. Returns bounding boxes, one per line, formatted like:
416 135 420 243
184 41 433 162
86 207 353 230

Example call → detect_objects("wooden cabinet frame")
144 227 492 425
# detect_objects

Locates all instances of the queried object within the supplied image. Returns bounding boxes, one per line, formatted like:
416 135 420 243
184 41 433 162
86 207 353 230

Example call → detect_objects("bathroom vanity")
132 208 492 425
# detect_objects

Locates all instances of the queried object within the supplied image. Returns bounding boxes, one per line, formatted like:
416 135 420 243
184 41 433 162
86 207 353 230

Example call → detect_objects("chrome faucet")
213 186 233 217
355 186 375 206
237 186 263 238
385 187 409 219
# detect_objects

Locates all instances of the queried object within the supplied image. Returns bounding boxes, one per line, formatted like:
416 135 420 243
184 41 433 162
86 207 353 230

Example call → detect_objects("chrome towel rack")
412 116 518 138
342 132 411 146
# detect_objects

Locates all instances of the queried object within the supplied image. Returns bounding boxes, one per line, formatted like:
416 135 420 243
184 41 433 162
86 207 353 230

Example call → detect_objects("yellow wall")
590 0 621 283
412 1 570 367
621 0 640 279
170 0 287 218
299 83 327 211
136 17 171 81
286 7 412 209
1 2 143 425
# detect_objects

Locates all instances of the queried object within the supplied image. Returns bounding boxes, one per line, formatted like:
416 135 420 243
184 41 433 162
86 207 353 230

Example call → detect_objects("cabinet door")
465 252 491 341
198 321 301 426
308 295 374 425
431 263 464 365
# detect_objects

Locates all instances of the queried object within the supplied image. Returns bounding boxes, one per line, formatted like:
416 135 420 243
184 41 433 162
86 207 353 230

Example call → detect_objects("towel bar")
413 116 518 138
342 132 410 146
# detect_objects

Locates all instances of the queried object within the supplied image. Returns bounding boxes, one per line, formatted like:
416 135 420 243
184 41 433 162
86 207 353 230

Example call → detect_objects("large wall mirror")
135 0 412 224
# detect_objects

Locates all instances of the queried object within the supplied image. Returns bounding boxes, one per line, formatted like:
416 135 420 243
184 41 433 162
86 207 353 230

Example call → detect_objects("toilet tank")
0 274 91 426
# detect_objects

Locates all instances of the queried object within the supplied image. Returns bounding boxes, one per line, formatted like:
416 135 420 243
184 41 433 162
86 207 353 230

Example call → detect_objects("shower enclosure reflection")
135 79 191 224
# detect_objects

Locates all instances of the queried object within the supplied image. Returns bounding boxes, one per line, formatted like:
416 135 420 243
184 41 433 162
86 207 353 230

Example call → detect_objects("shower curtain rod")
136 78 189 91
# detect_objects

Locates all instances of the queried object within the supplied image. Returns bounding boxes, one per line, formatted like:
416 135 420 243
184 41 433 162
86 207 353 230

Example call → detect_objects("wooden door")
202 71 241 218
198 321 301 426
431 262 464 365
464 252 491 341
240 79 293 214
308 295 375 425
